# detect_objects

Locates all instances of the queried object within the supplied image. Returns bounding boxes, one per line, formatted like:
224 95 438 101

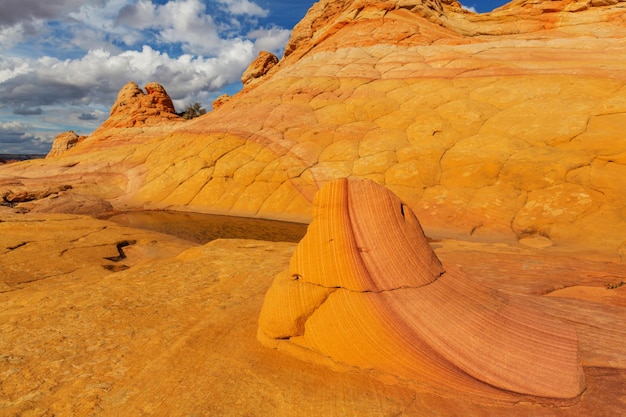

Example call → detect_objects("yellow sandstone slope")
2 0 626 258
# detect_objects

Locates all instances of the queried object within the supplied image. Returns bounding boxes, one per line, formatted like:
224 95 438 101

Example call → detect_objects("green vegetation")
178 102 207 120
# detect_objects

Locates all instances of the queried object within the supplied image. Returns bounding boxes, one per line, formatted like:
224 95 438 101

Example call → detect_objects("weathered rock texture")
1 1 626 414
46 130 85 158
241 51 279 85
258 178 585 399
212 93 231 110
107 81 179 127
1 212 625 416
1 0 624 259
76 81 184 151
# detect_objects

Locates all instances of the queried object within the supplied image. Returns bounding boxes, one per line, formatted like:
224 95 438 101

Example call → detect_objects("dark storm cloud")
0 132 24 143
0 0 90 26
0 122 50 154
0 122 29 144
115 4 140 27
12 105 43 115
0 74 94 107
78 112 97 120
0 136 51 154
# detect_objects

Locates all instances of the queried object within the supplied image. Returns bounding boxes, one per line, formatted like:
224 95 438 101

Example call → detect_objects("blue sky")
0 0 508 154
462 0 509 13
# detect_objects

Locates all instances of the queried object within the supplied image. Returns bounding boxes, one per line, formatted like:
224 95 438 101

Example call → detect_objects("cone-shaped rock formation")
258 178 586 400
100 81 182 130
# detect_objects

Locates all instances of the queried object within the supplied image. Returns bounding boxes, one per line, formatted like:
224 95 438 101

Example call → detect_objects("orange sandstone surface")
1 0 626 415
258 179 586 401
1 0 625 256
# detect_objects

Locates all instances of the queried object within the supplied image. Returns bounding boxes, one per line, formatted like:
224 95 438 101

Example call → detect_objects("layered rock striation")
258 178 586 400
2 2 626 415
1 0 626 258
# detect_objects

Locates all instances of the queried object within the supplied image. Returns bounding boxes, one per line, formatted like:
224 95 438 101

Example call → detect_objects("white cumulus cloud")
461 3 478 13
248 26 292 52
0 0 296 153
217 0 269 17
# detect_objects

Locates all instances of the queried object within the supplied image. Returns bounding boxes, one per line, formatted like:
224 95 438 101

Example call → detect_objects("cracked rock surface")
1 0 625 256
1 210 625 415
1 0 626 414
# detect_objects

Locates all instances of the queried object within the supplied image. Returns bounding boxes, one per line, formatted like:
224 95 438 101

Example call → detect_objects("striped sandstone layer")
2 0 625 259
258 178 585 400
1 211 625 415
1 2 625 414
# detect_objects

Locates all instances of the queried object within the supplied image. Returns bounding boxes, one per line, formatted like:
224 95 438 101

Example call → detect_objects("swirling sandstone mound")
258 178 585 400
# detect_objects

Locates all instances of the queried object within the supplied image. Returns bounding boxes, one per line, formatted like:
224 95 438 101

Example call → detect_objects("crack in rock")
103 240 137 262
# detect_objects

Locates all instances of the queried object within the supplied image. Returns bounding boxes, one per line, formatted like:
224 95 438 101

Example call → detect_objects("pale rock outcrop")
212 94 231 110
0 182 112 216
24 192 114 216
46 130 85 158
241 51 279 86
1 184 72 205
258 178 585 400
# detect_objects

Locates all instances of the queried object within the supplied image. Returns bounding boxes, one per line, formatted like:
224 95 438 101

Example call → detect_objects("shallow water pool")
106 210 308 244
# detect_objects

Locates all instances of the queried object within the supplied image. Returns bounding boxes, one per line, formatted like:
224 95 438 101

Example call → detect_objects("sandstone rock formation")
107 81 179 127
1 1 626 414
2 211 624 416
0 181 112 216
46 130 85 158
2 0 623 258
23 191 114 216
241 51 279 85
212 93 231 110
1 184 72 205
258 178 585 399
